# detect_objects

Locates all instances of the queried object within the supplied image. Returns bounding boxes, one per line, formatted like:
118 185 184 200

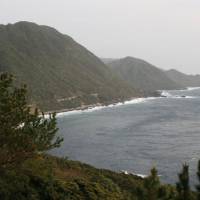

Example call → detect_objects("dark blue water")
52 88 200 184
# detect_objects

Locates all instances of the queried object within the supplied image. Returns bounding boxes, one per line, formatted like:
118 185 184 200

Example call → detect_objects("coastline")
44 96 158 118
44 87 200 118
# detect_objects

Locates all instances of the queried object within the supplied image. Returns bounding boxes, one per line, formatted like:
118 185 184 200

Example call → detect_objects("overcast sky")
1 0 200 74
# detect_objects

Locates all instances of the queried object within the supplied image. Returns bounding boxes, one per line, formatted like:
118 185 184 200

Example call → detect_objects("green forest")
0 22 140 111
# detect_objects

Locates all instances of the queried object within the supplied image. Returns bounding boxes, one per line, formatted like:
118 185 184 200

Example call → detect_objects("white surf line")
44 88 199 119
176 87 200 92
187 87 200 91
120 170 147 178
121 170 162 178
161 90 198 99
56 97 158 118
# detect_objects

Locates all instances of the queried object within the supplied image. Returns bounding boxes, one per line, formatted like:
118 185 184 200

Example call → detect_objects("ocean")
51 87 200 184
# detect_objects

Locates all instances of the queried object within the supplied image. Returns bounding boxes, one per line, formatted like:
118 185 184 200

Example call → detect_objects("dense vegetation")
1 74 200 200
105 57 183 94
0 22 141 111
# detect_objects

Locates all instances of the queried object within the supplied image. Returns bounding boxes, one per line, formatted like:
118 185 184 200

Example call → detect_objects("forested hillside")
104 57 183 94
0 22 140 111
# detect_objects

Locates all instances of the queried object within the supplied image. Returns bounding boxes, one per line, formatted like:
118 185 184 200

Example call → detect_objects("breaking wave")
56 97 157 117
48 88 199 118
187 87 200 91
161 91 197 99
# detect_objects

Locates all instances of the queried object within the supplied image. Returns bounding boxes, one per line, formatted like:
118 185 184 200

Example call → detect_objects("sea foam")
187 87 200 91
50 88 199 118
161 91 197 99
56 97 155 118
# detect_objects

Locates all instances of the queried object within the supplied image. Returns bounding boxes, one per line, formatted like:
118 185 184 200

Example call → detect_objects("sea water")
51 88 200 185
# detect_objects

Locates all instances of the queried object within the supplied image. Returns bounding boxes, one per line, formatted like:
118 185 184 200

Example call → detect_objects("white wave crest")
48 88 199 118
161 91 172 97
187 87 200 91
56 97 157 118
121 170 147 178
56 106 107 117
170 95 196 99
185 96 197 99
161 91 197 99
131 173 148 178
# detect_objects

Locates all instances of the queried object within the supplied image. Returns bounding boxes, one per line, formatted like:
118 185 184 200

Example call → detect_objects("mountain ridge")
165 69 200 87
102 57 200 89
0 21 141 111
103 56 183 93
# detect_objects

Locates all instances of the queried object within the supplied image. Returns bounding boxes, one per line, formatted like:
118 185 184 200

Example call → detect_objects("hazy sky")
1 0 200 74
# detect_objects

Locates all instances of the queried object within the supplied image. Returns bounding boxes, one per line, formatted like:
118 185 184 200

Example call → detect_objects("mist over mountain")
0 21 141 111
103 56 183 93
165 69 200 87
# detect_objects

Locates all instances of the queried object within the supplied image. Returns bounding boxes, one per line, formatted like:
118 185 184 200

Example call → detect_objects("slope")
0 22 140 111
105 57 183 93
165 69 200 87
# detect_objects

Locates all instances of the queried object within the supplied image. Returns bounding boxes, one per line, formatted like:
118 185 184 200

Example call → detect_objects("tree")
0 73 63 167
176 164 191 200
196 160 200 200
144 167 160 200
